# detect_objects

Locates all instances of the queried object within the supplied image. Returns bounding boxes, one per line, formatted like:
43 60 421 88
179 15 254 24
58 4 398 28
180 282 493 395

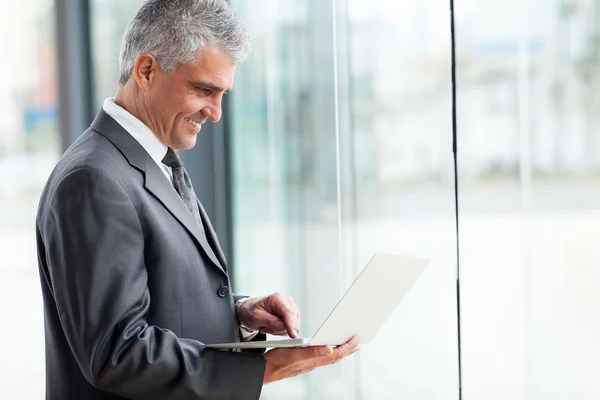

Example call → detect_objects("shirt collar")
102 97 168 168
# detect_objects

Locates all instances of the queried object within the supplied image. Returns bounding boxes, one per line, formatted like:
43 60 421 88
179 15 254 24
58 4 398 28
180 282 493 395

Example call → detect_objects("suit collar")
91 109 146 172
90 109 226 275
102 97 169 171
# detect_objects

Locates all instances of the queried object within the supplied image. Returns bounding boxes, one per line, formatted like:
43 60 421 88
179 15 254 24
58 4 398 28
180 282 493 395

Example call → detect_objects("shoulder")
61 128 134 178
37 129 141 219
51 127 142 187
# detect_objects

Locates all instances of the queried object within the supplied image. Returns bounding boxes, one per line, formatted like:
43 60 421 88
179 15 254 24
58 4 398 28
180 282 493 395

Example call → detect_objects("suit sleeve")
233 295 248 304
41 167 265 400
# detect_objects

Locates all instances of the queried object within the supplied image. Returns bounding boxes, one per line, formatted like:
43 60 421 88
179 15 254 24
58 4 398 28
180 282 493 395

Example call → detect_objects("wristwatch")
235 297 258 334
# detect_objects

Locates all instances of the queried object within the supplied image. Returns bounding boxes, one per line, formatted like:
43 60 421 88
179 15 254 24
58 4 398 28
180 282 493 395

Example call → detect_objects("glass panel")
0 2 60 398
337 1 458 398
230 0 458 398
229 1 344 397
457 0 600 398
90 0 142 109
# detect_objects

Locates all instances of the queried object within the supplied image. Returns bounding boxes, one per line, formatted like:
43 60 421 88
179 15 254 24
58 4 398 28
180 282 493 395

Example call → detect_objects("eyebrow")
188 80 232 94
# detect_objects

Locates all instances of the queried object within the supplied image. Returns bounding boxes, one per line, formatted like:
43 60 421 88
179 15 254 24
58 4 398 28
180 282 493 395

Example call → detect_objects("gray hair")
118 0 250 85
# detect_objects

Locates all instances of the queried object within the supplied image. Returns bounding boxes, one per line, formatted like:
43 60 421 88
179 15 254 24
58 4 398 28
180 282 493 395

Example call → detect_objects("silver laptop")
205 253 429 349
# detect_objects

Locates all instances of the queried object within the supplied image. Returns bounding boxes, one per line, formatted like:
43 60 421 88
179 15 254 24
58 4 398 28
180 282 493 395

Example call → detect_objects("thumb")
309 345 334 358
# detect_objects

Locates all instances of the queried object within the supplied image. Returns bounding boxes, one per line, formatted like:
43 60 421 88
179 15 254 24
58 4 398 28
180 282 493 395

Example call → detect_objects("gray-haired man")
36 0 359 399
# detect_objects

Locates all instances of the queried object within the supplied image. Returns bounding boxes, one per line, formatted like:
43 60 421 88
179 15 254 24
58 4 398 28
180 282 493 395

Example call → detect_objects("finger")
345 335 361 348
306 336 360 367
267 293 300 338
336 335 361 353
281 345 331 366
258 327 288 335
312 345 349 369
273 295 299 337
293 337 359 363
249 308 288 334
302 345 334 361
330 336 361 361
287 296 301 334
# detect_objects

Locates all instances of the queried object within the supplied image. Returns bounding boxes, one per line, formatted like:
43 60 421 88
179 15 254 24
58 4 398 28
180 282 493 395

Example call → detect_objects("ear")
133 52 160 92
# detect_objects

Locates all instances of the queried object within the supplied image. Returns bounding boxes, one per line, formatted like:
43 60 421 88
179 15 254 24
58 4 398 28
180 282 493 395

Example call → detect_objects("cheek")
166 96 192 122
159 79 191 113
150 89 179 119
183 96 207 113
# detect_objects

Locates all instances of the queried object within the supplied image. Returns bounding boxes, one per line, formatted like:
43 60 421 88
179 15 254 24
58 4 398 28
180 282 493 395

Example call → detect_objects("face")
136 47 236 150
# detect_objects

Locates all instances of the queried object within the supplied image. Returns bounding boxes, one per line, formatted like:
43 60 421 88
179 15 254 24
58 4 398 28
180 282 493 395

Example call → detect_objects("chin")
172 127 199 150
179 135 197 150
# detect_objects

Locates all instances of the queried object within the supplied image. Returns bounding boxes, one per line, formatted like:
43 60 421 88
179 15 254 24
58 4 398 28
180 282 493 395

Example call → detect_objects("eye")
201 88 213 96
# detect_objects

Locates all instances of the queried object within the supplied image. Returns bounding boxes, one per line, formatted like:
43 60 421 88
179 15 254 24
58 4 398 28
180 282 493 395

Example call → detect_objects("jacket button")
217 285 229 298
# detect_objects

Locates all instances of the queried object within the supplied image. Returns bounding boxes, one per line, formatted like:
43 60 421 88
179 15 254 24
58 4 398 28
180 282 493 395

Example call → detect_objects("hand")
263 336 361 384
238 293 301 338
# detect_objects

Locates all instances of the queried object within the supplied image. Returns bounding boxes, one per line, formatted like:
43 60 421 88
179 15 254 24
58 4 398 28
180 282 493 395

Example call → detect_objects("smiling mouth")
185 117 203 129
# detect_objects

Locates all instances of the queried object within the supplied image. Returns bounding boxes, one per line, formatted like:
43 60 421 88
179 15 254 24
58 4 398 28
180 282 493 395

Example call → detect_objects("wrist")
235 297 258 333
262 353 276 384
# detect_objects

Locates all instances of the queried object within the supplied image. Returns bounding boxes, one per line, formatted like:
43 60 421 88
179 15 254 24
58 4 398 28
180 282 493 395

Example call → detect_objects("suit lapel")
143 157 226 274
197 199 229 272
91 110 227 275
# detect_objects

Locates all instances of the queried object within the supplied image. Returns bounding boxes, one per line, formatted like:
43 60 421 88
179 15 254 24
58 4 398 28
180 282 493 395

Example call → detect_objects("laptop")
205 252 430 349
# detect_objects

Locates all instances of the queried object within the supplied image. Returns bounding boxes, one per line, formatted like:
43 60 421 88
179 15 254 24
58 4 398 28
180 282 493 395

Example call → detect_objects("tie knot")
162 148 183 168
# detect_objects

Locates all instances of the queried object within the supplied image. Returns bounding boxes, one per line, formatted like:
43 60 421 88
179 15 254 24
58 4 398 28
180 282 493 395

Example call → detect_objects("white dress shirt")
102 98 258 341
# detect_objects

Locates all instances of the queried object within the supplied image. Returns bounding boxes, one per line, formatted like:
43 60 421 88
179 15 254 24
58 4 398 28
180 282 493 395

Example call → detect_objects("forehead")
178 47 236 89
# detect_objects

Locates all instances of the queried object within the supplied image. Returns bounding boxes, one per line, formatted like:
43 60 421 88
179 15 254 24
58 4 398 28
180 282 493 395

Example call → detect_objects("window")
457 0 600 397
0 1 60 398
38 1 600 398
229 1 457 398
90 0 142 108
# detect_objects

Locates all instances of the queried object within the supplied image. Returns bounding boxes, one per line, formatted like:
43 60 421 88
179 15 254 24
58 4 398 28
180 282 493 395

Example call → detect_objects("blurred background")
2 0 600 399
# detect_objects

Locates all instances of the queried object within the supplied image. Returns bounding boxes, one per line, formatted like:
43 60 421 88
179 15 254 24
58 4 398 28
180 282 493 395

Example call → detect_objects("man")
35 0 360 399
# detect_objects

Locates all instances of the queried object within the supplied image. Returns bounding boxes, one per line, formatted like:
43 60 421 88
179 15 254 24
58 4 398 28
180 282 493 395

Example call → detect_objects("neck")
114 82 164 146
114 83 142 121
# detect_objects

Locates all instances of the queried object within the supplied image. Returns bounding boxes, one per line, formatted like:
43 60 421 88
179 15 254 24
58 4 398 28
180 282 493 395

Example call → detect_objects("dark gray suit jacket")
36 110 266 400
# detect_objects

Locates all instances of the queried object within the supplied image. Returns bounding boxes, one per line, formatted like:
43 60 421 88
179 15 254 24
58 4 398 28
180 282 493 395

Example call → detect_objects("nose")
205 107 222 122
202 100 223 123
